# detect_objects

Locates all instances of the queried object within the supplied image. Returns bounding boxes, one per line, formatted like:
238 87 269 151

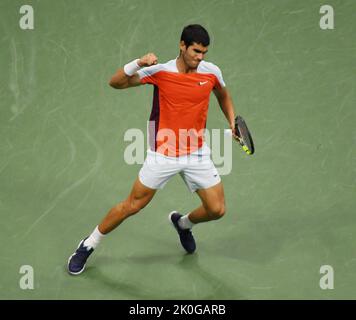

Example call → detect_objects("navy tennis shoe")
67 237 94 275
169 211 196 254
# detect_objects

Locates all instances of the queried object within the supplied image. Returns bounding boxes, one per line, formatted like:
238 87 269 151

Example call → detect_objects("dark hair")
180 24 210 48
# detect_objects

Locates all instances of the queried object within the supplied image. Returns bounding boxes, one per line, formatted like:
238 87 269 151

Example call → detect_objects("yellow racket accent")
234 115 255 155
242 145 251 154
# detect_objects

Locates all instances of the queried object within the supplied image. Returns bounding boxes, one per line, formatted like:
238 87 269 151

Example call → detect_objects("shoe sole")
67 239 87 276
168 211 180 230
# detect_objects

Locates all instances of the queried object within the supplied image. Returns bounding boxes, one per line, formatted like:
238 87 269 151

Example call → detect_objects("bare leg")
68 178 156 275
98 178 156 234
188 182 226 224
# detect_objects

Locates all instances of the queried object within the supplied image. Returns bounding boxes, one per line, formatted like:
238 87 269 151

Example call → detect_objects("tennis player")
68 24 238 275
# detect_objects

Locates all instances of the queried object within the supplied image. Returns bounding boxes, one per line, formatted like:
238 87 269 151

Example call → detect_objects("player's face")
180 42 208 69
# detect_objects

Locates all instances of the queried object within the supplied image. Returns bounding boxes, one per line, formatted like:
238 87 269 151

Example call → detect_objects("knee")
126 198 148 215
112 199 145 217
208 204 226 220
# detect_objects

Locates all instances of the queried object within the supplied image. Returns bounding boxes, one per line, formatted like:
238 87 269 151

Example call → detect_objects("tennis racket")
234 115 255 155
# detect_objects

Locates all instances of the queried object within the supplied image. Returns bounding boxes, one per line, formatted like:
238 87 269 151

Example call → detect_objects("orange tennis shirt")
137 58 226 157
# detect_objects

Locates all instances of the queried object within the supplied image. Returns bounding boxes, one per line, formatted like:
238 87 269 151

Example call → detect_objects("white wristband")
123 59 141 76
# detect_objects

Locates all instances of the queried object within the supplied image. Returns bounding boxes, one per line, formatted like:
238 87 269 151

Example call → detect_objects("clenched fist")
138 53 158 67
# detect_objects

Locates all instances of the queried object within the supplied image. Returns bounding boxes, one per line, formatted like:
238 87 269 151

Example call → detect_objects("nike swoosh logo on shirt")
199 81 208 86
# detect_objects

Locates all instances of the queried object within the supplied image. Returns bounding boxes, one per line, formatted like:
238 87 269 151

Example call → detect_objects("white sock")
178 214 195 230
83 226 105 249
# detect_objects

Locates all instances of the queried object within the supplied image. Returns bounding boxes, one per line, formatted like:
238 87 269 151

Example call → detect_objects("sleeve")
137 64 162 85
213 66 226 89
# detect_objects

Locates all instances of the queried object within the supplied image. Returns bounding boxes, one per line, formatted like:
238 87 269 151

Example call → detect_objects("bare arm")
213 86 239 140
109 53 158 89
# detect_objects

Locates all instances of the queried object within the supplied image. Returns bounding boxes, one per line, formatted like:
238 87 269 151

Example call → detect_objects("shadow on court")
79 252 245 299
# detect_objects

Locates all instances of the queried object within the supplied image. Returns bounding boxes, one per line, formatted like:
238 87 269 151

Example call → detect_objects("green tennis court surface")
1 0 355 299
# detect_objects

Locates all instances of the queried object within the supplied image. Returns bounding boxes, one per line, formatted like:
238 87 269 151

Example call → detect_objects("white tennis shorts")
138 144 221 192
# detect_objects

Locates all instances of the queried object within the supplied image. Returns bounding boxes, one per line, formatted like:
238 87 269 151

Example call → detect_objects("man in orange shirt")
68 24 238 275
